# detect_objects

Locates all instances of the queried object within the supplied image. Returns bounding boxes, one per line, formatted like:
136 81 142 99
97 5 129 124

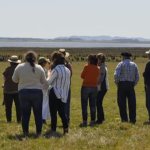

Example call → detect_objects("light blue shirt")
114 59 139 85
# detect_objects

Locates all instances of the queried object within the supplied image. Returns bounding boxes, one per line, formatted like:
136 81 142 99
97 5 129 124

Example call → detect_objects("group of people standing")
80 53 109 127
2 49 150 138
3 49 72 137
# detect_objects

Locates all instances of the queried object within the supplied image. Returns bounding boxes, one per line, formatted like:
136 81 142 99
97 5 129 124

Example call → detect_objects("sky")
0 0 150 39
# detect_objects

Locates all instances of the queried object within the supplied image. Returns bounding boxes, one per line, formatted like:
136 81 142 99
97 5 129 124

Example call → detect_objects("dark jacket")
143 61 150 86
3 64 18 93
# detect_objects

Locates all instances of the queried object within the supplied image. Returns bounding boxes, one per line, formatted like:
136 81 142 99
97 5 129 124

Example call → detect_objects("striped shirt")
47 65 71 103
114 59 139 85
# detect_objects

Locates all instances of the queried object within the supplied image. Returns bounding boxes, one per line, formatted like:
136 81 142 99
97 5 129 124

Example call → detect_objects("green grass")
0 57 150 150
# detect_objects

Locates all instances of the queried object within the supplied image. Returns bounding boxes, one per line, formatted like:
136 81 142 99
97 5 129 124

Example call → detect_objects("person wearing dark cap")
3 55 21 123
114 52 139 124
143 50 150 124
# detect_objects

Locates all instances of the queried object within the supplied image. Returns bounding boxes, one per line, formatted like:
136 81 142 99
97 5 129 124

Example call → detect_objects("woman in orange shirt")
80 54 100 127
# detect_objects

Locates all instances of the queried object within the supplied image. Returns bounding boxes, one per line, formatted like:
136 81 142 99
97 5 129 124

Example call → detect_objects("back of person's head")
38 57 47 67
88 54 98 65
24 51 37 73
51 51 65 66
10 62 18 67
97 53 106 63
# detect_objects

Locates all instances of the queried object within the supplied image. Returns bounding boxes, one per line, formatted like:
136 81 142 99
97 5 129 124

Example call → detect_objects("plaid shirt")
114 59 139 85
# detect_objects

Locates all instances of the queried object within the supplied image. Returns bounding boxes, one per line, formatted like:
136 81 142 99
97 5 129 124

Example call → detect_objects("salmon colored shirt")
81 64 100 87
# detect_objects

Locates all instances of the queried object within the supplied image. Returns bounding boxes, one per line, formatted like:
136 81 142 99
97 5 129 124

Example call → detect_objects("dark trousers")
117 81 136 123
19 89 43 134
96 90 107 122
49 88 68 131
145 86 150 120
4 93 21 122
65 88 71 123
81 87 97 122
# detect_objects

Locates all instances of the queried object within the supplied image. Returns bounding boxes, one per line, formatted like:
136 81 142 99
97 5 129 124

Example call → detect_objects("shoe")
36 132 42 138
63 128 69 135
89 121 95 127
143 121 150 125
42 119 47 124
17 120 21 124
95 120 103 125
23 132 29 139
79 121 87 127
130 120 136 124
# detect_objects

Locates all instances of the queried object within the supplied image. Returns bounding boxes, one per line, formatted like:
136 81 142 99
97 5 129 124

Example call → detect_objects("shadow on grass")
7 130 63 141
44 130 63 138
7 133 42 141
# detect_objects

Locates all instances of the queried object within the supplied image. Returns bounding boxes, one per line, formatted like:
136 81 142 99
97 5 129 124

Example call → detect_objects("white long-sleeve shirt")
47 65 71 103
12 62 48 91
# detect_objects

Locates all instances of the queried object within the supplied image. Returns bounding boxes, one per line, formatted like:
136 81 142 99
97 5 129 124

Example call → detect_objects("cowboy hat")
121 52 132 57
8 55 21 63
145 50 150 55
59 48 70 57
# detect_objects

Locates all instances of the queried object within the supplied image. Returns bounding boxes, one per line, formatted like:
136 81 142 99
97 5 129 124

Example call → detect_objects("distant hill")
0 36 150 43
53 36 150 43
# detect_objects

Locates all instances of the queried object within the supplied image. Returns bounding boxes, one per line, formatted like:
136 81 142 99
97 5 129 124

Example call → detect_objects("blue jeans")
81 87 97 122
19 89 43 135
96 89 107 122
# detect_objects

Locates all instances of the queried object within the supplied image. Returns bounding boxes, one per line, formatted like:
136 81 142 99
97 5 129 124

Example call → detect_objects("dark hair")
24 51 37 73
38 57 47 67
97 53 106 63
10 62 18 67
51 51 65 67
88 54 98 65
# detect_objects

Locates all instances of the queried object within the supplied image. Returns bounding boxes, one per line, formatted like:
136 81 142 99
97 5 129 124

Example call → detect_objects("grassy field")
0 57 150 150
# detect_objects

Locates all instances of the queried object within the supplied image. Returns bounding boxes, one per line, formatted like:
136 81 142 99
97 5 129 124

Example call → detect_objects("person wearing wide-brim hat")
114 52 139 124
8 55 21 64
143 50 150 124
38 57 50 124
58 49 72 124
59 49 70 58
3 55 21 123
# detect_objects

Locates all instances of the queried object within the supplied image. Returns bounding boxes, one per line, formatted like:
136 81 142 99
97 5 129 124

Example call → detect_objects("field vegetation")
0 48 150 150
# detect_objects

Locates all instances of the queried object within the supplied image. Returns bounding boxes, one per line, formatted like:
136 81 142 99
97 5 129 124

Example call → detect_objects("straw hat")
8 55 21 63
59 48 70 57
145 50 150 55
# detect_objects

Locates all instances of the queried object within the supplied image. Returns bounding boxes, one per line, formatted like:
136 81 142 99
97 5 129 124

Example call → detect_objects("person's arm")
114 63 122 85
12 66 19 83
47 69 57 85
134 64 139 86
40 68 49 89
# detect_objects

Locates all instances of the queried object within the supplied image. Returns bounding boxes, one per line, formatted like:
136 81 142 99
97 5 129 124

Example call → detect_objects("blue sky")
0 0 150 39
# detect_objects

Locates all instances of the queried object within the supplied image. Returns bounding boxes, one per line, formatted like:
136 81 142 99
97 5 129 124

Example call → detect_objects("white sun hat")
145 50 150 54
59 48 70 57
8 55 21 63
